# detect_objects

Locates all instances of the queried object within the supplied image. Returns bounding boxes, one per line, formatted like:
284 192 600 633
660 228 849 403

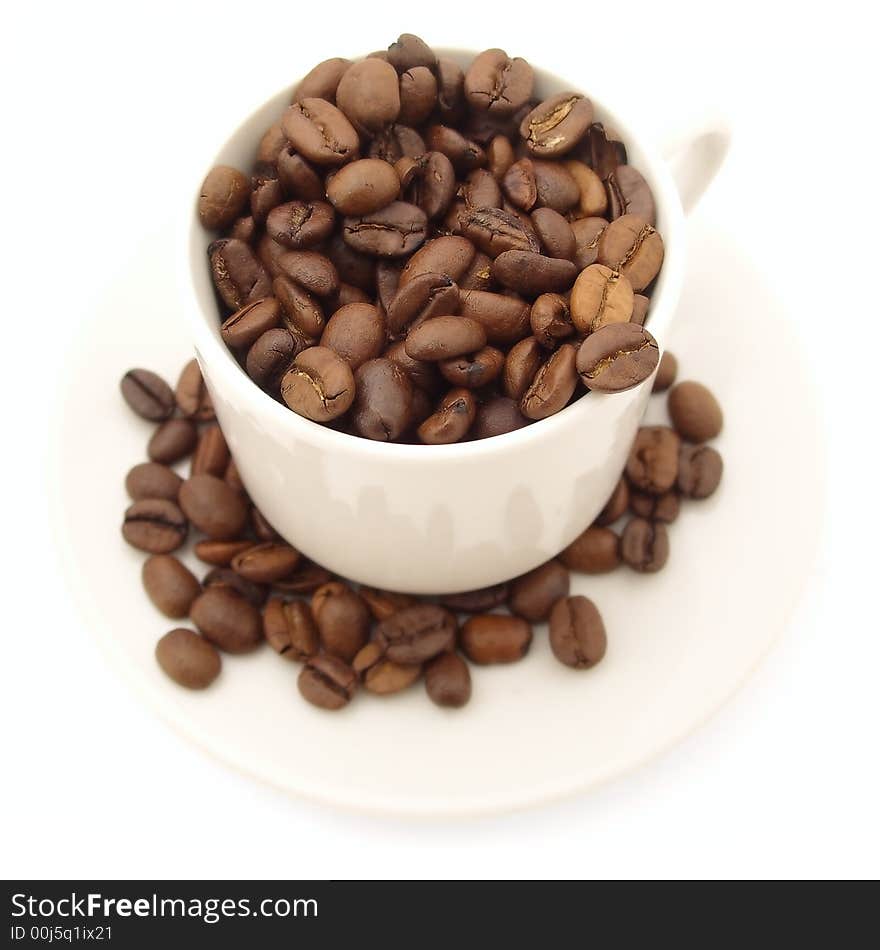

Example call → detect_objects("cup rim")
182 47 686 464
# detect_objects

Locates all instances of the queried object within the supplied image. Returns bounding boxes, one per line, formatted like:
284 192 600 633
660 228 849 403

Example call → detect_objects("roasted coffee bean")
274 275 325 340
435 57 465 122
326 158 401 216
677 444 723 499
563 160 608 217
597 214 664 292
386 272 459 338
621 517 669 572
280 346 356 422
175 359 215 421
440 583 509 613
262 598 319 660
330 282 372 310
417 388 476 444
245 328 300 392
208 238 272 311
570 264 634 334
320 303 386 370
606 165 655 225
399 236 476 287
122 499 187 554
502 158 537 210
273 562 334 595
230 215 256 243
531 207 576 260
571 217 608 269
458 251 495 292
256 233 289 278
576 323 659 393
461 169 503 211
668 381 723 442
425 124 486 175
464 48 533 115
462 206 540 257
190 586 263 653
504 336 544 400
376 605 457 664
530 293 574 349
343 201 427 258
492 250 577 297
155 629 221 689
250 162 283 223
311 582 371 662
205 563 268 603
387 33 436 72
198 166 250 230
120 369 175 421
194 539 254 567
368 124 426 163
425 652 472 708
125 462 182 502
487 134 515 180
629 489 680 523
596 477 630 526
190 424 229 477
438 346 504 389
257 122 287 164
626 426 681 494
336 58 401 134
293 57 351 102
521 343 578 420
376 261 403 313
281 98 359 166
548 596 607 669
231 542 301 584
179 474 248 539
531 161 580 213
147 418 198 465
327 234 377 293
405 316 486 361
352 358 413 441
142 555 201 618
460 614 531 664
386 339 441 392
520 93 592 157
631 294 650 326
509 560 570 621
472 395 528 439
398 66 437 126
588 123 627 179
458 290 530 345
560 525 620 573
397 151 457 220
276 251 339 299
277 148 325 201
221 297 281 350
298 654 357 710
652 351 677 392
267 200 334 250
251 506 280 542
361 653 422 695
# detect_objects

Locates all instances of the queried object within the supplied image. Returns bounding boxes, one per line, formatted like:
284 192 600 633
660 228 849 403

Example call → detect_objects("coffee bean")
570 264 634 334
352 358 413 441
521 343 578 420
262 598 319 661
142 555 201 618
230 215 256 243
532 161 580 213
462 206 540 257
460 614 532 664
343 201 428 258
417 388 476 444
439 583 509 613
122 499 187 554
425 653 472 708
399 236 476 287
277 148 325 201
293 57 352 103
274 275 325 340
621 517 669 572
405 316 486 361
606 165 655 225
563 160 608 217
281 98 359 166
246 328 300 392
147 418 198 465
125 462 182 502
198 166 250 231
223 456 244 491
397 151 457 220
652 351 678 392
362 654 422 695
359 588 418 622
376 260 403 314
250 162 283 223
330 282 372 310
194 539 254 567
204 566 268 609
461 168 503 211
386 273 459 338
190 424 229 477
326 159 401 216
677 444 723 499
588 123 627 179
320 303 386 370
626 426 681 494
458 251 495 292
190 585 263 653
256 233 289 278
387 33 436 72
267 200 334 250
519 92 592 157
155 629 221 689
595 477 630 526
548 596 607 669
435 58 465 123
458 290 530 346
376 604 457 663
208 238 272 311
276 251 339 299
472 395 528 439
492 250 577 297
530 293 574 349
438 346 504 389
273 562 335 595
336 58 401 134
175 359 215 421
571 216 608 269
504 336 544 401
368 124 426 163
425 124 486 174
311 581 371 662
386 339 441 393
597 214 664 292
502 158 537 210
398 66 438 126
576 323 659 393
280 346 356 422
510 559 570 621
668 381 723 442
631 294 650 326
251 507 280 543
531 207 576 260
464 49 533 115
298 654 357 710
257 122 287 164
560 525 620 573
629 489 680 522
221 297 281 350
230 542 300 584
120 369 175 421
179 474 248 539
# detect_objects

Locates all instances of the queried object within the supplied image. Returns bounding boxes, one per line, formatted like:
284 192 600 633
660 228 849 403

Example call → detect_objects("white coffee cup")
182 51 729 594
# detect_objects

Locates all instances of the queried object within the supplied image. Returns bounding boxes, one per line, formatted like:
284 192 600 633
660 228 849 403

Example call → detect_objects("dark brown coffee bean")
147 418 198 465
273 275 324 341
336 58 401 134
521 343 578 420
122 499 187 554
326 158 401 216
502 158 537 210
621 517 669 572
262 598 319 661
387 33 436 72
460 614 531 664
652 351 677 392
417 388 476 444
503 336 544 400
120 369 175 421
386 273 459 338
249 162 283 224
190 586 263 653
273 561 334 595
179 474 248 540
376 605 457 664
125 462 182 502
255 233 288 278
359 588 419 622
425 652 471 708
461 206 540 257
597 214 664 292
202 567 268 608
352 358 413 441
438 346 504 389
548 596 607 669
606 165 656 225
472 395 528 439
189 424 229 477
560 525 621 573
320 303 386 370
292 57 351 103
221 297 281 350
267 200 334 250
571 217 608 269
531 161 580 213
399 236 476 288
246 328 300 392
570 264 634 334
386 339 441 393
311 582 370 662
198 166 250 230
629 489 680 523
280 346 356 422
435 58 465 122
464 49 533 115
564 160 608 217
208 238 272 311
277 148 325 201
677 444 723 499
275 252 339 300
577 323 659 393
425 124 487 175
327 234 377 293
398 66 437 126
440 583 509 613
230 542 300 584
530 293 574 349
175 359 215 421
142 555 201 619
155 629 221 689
596 477 630 526
368 124 426 163
520 93 593 157
458 290 530 346
668 381 723 442
404 316 486 361
222 455 242 492
397 151 457 220
281 98 359 166
588 123 627 179
531 207 576 260
194 539 254 567
626 426 681 494
492 250 577 297
298 654 357 710
343 201 427 258
510 559 570 621
257 122 287 164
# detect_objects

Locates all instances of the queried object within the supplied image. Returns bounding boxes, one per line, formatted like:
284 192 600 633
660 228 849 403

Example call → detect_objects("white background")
2 0 877 879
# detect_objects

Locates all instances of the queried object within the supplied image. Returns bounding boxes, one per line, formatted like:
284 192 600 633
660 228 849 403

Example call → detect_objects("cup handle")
661 115 731 215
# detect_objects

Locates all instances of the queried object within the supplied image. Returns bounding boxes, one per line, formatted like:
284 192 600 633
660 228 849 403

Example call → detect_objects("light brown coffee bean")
142 555 201 619
398 66 438 126
563 160 608 217
363 657 422 695
464 49 533 115
198 166 250 230
460 615 532 664
502 158 538 210
503 336 544 401
273 562 334 595
571 217 608 269
417 388 476 444
326 158 401 216
281 98 359 166
190 586 263 653
336 58 401 134
548 596 607 669
560 525 621 573
668 381 723 442
520 93 593 157
521 343 578 420
597 214 664 292
155 629 221 689
576 323 659 393
570 264 634 334
194 539 255 567
292 58 352 102
231 542 301 584
280 346 356 422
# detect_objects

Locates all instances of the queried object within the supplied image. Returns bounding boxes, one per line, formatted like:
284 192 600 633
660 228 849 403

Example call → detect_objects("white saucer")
55 217 823 817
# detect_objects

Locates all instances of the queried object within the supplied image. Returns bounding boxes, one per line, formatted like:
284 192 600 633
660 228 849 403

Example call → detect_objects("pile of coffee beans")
198 35 665 443
120 352 722 710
